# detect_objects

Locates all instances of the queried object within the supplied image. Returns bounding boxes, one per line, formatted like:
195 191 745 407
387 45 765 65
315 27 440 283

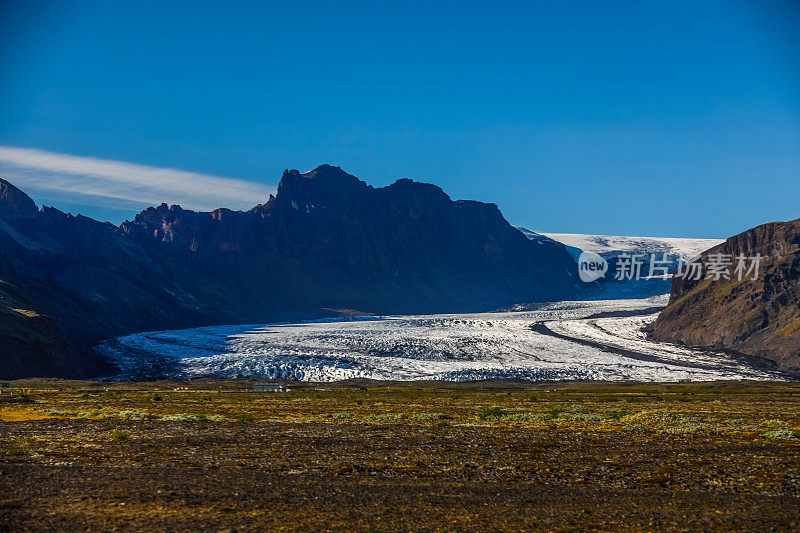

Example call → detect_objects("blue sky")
1 0 798 237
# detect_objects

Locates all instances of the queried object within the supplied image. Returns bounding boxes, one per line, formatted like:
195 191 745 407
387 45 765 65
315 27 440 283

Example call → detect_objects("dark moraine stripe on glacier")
529 316 787 376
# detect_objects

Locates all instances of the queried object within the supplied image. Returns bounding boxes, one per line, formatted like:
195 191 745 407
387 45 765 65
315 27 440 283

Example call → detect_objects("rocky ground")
1 380 800 531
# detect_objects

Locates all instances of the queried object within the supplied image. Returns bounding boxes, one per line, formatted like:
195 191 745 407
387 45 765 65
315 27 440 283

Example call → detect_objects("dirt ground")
1 380 800 531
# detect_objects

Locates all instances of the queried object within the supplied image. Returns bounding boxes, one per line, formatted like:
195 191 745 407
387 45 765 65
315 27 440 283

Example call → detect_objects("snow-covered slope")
541 233 723 260
515 230 725 300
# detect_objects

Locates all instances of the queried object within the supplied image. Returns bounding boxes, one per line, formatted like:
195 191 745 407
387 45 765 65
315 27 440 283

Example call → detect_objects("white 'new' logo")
578 251 608 282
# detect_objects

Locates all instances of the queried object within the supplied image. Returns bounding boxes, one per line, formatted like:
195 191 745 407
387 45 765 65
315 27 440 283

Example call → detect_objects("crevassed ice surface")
96 295 784 382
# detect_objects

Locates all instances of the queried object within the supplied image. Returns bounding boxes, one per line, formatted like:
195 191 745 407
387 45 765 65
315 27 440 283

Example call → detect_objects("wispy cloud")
0 146 276 216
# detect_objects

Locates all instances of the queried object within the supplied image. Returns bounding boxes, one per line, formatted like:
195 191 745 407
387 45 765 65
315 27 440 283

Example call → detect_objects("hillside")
652 218 800 372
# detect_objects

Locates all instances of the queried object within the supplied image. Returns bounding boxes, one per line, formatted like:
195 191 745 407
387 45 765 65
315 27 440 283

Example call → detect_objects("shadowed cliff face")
124 165 577 316
0 167 577 378
652 218 800 372
0 179 118 377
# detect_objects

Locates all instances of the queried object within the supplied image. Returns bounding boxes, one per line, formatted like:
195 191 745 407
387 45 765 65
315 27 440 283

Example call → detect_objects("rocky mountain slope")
0 166 578 378
652 218 800 372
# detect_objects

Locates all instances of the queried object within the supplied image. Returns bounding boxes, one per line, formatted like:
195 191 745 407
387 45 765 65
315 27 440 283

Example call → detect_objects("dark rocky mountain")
0 166 578 378
652 218 800 372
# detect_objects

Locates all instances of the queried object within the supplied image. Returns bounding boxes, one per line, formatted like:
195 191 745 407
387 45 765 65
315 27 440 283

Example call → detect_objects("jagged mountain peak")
275 165 369 206
0 177 39 219
303 164 350 178
279 164 362 185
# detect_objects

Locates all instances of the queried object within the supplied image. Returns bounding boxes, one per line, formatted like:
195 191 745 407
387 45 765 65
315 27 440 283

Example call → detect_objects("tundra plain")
2 380 800 531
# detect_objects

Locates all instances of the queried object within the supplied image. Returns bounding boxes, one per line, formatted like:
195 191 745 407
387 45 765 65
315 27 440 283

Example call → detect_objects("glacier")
96 295 784 382
540 233 724 259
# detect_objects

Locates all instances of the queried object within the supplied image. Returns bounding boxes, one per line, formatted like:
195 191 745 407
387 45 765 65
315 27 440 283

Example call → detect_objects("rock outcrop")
652 218 800 372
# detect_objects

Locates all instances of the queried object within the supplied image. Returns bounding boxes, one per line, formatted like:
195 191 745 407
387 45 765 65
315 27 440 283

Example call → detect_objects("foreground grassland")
1 380 800 531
